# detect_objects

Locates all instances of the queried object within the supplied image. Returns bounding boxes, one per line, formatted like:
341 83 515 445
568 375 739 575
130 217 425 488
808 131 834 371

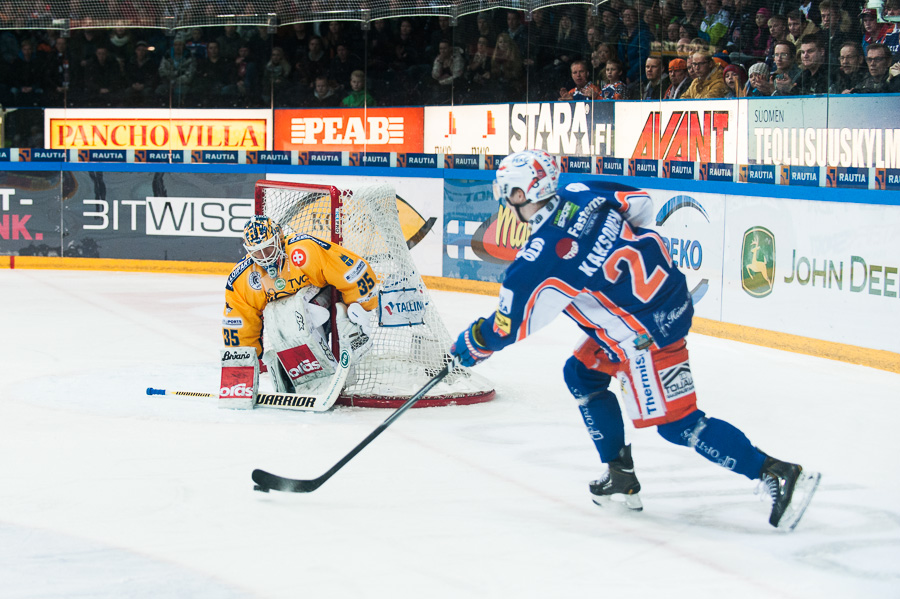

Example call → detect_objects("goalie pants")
564 337 767 480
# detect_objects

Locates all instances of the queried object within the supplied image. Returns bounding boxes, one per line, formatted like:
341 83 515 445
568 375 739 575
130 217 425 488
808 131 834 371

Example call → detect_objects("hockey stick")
145 348 352 412
252 359 458 494
147 388 216 398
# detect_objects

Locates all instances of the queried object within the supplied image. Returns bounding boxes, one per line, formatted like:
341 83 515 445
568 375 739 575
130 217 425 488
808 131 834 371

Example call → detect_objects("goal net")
255 179 495 408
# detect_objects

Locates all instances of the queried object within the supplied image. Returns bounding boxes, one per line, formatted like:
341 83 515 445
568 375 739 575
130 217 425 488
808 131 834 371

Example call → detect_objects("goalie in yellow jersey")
223 215 379 395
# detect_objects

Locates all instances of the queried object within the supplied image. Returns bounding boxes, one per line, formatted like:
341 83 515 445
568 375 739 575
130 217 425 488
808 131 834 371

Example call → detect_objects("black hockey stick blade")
251 360 457 494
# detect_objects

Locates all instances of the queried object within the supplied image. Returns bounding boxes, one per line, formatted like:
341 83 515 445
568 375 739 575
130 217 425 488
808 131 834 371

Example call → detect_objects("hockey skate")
589 444 643 511
758 456 821 531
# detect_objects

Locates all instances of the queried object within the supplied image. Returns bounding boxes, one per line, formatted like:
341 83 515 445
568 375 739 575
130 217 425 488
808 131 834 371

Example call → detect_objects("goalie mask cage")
254 179 495 409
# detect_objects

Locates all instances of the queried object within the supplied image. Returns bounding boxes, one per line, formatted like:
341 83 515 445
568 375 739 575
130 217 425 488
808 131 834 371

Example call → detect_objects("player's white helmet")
493 150 560 209
243 215 284 269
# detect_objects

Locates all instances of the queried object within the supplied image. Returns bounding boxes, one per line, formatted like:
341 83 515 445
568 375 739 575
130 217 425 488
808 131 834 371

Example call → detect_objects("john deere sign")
741 226 776 297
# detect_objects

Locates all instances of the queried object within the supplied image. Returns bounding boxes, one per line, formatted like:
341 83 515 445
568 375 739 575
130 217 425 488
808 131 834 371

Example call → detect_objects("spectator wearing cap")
861 8 892 54
723 63 747 96
748 8 772 57
124 40 159 106
851 42 900 93
682 50 729 97
746 61 773 95
664 58 692 98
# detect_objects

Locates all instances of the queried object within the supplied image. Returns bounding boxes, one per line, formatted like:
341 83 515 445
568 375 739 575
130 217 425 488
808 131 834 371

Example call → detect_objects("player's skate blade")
590 492 644 511
773 470 821 531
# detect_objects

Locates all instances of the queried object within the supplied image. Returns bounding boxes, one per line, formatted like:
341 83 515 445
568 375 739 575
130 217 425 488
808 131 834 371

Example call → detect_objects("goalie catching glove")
336 302 375 360
451 318 494 367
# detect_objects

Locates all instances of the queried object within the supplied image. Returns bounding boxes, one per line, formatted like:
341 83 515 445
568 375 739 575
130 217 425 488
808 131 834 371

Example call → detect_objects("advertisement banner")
424 105 509 155
615 99 745 164
442 178 510 283
644 190 725 320
747 96 900 168
508 101 614 156
274 107 424 153
45 109 272 151
722 195 899 352
0 172 62 256
1 171 257 261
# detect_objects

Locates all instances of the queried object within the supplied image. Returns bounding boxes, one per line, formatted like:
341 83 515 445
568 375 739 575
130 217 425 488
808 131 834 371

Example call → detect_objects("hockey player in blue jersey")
450 149 821 530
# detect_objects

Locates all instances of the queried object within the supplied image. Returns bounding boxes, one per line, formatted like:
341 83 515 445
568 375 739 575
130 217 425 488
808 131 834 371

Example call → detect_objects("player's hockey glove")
451 318 494 367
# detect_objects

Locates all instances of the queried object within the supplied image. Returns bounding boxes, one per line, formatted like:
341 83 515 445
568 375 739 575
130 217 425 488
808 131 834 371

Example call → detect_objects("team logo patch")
659 361 695 401
553 202 579 228
291 248 307 267
498 286 514 314
518 238 544 262
248 271 263 290
344 260 367 282
555 238 579 259
493 312 512 336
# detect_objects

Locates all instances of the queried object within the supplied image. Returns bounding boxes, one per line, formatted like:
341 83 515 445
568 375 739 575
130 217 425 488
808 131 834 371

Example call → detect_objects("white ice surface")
1 269 899 599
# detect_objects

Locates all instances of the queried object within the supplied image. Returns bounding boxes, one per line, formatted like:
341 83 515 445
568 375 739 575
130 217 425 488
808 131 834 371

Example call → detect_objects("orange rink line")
4 255 898 374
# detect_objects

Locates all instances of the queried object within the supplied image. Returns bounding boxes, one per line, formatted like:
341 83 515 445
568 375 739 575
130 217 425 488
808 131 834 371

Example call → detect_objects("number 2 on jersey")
602 246 668 303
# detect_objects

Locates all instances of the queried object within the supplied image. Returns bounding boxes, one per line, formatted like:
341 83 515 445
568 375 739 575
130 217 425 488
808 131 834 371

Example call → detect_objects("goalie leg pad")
262 292 337 393
219 347 259 409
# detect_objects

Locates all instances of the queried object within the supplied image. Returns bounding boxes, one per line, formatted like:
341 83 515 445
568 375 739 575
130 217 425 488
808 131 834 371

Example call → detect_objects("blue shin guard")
657 410 767 480
564 356 625 463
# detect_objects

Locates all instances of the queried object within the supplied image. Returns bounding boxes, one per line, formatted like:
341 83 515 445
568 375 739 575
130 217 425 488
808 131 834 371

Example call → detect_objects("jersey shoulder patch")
286 233 331 250
226 257 253 291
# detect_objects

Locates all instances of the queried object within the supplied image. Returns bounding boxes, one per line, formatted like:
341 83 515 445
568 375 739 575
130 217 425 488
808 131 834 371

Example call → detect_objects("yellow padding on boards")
4 258 897 373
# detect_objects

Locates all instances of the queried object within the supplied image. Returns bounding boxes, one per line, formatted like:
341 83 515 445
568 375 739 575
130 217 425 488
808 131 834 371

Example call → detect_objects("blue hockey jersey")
477 181 693 363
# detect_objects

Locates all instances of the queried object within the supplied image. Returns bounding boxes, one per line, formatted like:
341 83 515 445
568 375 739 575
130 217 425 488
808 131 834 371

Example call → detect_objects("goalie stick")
146 348 352 413
252 359 458 494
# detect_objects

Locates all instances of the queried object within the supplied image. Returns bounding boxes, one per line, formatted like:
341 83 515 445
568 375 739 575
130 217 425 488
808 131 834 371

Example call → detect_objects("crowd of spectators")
0 0 898 121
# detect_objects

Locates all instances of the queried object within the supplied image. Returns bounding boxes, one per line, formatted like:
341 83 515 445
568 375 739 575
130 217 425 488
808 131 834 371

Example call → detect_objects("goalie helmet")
243 215 284 269
493 150 560 209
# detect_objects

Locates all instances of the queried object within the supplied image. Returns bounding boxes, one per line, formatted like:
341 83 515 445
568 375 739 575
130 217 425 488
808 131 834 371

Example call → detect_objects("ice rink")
2 268 899 599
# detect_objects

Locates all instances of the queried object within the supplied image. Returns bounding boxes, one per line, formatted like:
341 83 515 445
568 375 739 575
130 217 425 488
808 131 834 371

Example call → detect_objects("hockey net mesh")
258 180 494 406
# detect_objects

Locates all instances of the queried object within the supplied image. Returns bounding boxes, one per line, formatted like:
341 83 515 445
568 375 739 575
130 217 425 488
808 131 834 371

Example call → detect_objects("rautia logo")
741 226 776 297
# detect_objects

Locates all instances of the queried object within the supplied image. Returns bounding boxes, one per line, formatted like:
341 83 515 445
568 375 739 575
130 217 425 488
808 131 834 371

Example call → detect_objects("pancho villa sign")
45 109 272 151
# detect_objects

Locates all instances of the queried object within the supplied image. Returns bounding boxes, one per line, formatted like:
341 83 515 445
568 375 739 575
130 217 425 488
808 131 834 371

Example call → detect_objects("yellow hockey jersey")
223 233 378 357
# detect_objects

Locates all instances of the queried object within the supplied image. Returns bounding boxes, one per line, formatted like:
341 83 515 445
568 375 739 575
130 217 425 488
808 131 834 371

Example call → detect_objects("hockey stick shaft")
147 387 217 398
252 359 458 493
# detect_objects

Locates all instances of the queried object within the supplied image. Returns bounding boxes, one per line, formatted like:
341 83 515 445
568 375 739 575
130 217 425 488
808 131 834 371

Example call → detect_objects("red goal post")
254 179 495 408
